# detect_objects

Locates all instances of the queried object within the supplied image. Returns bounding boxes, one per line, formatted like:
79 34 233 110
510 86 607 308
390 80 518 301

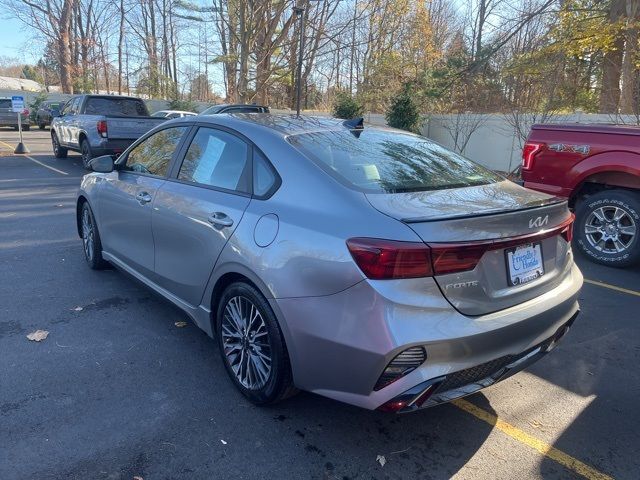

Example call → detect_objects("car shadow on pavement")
534 263 640 480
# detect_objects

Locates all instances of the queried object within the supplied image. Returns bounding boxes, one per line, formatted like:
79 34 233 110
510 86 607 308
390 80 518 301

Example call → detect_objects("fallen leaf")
133 476 143 480
376 455 386 467
27 330 49 342
528 419 544 429
55 204 63 207
72 306 83 312
174 321 188 328
220 439 227 445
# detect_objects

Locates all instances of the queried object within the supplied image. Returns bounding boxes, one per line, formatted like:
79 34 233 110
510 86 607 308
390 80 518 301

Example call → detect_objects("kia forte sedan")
76 114 582 413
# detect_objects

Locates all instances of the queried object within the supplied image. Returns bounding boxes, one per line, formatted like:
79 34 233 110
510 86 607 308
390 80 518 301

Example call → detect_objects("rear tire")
80 139 93 169
38 122 46 130
80 202 108 270
575 189 640 267
52 132 68 158
215 282 297 405
23 125 30 131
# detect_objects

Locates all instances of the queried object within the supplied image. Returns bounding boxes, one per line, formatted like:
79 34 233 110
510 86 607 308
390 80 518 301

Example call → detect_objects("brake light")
430 244 489 275
97 120 108 138
22 108 29 116
522 142 543 170
561 214 575 242
346 238 433 279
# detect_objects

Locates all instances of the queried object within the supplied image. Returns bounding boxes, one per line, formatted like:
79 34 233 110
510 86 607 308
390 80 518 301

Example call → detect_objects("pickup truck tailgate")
106 116 165 140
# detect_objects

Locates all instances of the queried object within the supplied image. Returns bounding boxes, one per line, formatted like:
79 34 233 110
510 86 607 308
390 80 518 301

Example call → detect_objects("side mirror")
90 155 114 173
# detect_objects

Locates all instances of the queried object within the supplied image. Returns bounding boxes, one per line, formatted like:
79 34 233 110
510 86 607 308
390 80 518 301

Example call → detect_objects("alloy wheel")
221 295 272 390
81 207 94 261
584 205 637 254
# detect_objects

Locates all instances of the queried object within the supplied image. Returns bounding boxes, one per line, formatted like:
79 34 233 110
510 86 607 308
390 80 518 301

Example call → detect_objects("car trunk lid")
365 181 575 315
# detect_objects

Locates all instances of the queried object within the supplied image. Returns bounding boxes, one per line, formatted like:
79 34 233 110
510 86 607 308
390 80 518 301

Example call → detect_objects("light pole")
293 3 306 116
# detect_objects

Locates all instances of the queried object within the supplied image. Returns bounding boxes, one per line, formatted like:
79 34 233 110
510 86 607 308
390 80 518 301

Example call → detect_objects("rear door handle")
136 191 152 205
207 212 234 228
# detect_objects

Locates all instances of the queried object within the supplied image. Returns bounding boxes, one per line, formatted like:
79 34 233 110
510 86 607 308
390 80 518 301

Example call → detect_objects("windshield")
84 97 148 116
288 129 501 193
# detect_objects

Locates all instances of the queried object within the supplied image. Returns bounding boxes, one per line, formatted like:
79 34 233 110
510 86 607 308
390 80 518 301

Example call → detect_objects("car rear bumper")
0 117 30 127
92 139 134 156
273 262 582 410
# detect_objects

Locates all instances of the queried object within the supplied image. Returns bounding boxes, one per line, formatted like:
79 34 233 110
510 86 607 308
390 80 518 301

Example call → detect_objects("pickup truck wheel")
80 139 93 169
23 125 30 131
575 190 640 267
51 132 68 158
38 122 45 130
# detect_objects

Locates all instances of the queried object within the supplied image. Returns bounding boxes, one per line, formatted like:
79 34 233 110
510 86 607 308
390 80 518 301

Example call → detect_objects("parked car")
51 94 167 168
522 123 640 266
77 114 582 413
151 110 197 119
35 100 64 129
199 103 270 115
0 97 30 130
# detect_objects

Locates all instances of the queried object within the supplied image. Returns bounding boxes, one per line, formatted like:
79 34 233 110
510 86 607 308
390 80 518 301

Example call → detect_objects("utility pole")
293 3 306 116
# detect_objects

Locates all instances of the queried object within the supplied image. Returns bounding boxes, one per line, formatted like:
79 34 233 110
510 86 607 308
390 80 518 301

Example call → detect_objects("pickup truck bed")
522 123 640 267
51 95 166 168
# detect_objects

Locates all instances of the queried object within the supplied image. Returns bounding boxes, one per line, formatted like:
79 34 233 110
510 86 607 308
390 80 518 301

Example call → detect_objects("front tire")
80 139 93 169
575 189 640 267
80 202 108 270
215 282 297 405
52 132 68 158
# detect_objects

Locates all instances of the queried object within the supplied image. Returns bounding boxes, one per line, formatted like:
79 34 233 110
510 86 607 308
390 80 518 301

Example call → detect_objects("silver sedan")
76 114 582 412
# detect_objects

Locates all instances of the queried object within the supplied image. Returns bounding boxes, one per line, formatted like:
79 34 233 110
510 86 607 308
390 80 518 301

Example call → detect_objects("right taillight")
522 142 543 170
97 120 108 138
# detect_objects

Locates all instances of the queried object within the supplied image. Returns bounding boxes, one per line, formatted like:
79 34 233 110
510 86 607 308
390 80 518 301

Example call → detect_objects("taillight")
97 120 108 138
561 214 575 242
430 244 488 275
346 238 433 279
522 142 543 170
22 108 29 116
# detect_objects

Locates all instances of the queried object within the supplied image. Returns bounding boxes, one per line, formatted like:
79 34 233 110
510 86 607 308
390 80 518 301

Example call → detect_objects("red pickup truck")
522 123 640 267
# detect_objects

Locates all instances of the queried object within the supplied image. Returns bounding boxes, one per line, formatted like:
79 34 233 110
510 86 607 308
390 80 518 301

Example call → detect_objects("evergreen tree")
386 86 422 133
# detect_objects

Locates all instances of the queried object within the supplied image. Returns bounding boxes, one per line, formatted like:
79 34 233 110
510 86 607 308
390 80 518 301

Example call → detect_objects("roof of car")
191 113 358 137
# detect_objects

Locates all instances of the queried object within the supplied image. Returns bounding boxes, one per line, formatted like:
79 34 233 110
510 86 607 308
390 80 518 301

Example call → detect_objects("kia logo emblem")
529 215 549 229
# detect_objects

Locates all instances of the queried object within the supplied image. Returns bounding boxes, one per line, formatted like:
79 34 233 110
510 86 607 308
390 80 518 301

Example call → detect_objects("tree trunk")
599 0 626 113
621 0 640 114
59 0 75 94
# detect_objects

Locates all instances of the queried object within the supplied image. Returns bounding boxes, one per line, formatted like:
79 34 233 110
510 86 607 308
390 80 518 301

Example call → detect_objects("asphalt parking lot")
1 128 639 480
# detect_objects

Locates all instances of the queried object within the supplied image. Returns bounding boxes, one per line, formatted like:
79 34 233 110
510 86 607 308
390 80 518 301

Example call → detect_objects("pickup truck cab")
522 123 640 266
51 95 166 168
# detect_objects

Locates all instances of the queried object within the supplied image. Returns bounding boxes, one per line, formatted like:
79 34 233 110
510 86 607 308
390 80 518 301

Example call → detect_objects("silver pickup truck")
51 95 166 168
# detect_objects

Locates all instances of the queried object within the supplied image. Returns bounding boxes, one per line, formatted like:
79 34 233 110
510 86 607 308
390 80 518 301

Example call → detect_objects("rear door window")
178 127 250 193
123 126 188 177
288 129 502 193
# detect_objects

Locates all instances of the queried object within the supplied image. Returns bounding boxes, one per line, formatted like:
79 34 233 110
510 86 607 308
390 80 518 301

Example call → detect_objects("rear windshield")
84 97 148 116
0 99 11 108
288 129 501 193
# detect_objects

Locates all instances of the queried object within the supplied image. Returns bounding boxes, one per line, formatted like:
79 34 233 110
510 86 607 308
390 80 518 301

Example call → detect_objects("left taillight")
561 214 575 242
346 238 433 280
522 142 543 170
97 120 108 138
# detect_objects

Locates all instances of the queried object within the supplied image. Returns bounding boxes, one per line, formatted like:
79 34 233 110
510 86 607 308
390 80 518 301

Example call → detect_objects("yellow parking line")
584 278 640 297
0 139 14 150
453 399 613 480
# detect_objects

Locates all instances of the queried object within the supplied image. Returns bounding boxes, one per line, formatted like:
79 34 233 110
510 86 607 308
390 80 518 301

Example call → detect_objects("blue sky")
0 18 37 63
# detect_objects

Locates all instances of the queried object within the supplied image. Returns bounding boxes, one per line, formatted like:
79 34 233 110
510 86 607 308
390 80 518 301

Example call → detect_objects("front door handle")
207 212 234 228
136 191 152 205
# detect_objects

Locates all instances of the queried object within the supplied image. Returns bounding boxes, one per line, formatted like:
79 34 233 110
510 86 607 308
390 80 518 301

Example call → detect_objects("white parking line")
24 155 69 176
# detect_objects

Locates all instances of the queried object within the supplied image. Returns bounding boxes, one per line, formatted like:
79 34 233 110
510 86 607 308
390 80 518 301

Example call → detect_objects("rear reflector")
374 346 427 390
346 238 432 279
522 142 543 170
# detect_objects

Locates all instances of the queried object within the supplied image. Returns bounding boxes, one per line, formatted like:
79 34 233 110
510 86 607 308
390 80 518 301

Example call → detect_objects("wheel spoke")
591 208 606 223
613 238 626 253
619 225 636 236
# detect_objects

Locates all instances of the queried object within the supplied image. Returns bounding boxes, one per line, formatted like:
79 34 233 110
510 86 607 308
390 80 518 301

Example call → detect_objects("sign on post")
11 95 30 154
11 96 25 113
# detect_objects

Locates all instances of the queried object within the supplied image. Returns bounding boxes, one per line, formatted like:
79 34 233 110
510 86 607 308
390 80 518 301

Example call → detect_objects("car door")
67 97 84 147
97 125 189 278
58 98 78 145
151 126 253 306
